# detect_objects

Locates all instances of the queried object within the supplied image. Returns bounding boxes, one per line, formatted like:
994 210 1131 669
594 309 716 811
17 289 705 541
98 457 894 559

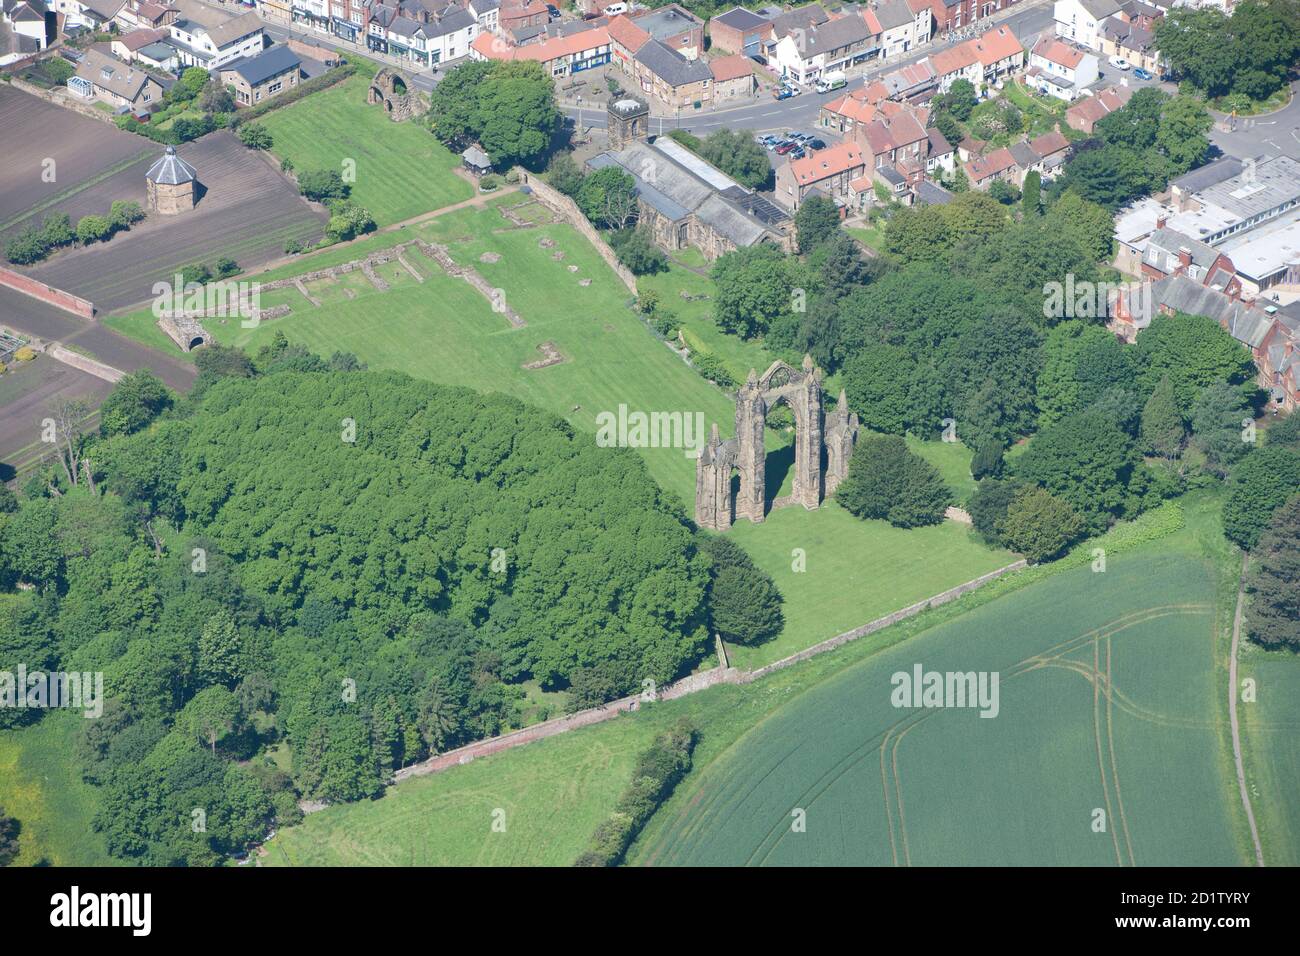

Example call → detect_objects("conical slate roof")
146 145 197 186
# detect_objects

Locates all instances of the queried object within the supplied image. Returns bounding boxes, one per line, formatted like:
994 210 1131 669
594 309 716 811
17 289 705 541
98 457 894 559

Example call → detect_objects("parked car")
546 4 560 17
806 138 826 150
750 54 767 67
1132 67 1153 80
1109 56 1131 71
756 134 778 148
789 146 806 160
773 87 796 101
775 140 799 154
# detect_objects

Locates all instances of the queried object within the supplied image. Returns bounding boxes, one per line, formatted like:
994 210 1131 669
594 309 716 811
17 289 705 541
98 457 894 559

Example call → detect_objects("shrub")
970 441 1004 480
297 169 349 202
691 351 735 388
108 200 144 232
610 227 667 275
998 485 1085 563
212 257 239 280
574 720 696 867
478 173 501 192
698 535 783 645
76 214 113 244
14 347 36 362
238 122 273 150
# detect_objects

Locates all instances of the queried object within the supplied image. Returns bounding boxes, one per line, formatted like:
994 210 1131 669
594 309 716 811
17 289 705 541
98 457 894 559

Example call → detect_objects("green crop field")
259 74 473 225
634 501 1251 866
1238 647 1300 866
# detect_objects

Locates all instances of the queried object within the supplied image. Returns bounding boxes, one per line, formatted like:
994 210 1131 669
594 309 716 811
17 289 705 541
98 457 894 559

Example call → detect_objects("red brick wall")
0 267 94 319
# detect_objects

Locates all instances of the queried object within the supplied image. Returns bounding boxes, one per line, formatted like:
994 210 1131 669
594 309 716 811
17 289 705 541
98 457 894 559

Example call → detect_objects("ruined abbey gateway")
695 356 860 532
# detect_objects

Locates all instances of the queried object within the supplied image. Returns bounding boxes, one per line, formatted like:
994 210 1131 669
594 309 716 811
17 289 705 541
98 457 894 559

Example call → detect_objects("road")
1209 80 1300 162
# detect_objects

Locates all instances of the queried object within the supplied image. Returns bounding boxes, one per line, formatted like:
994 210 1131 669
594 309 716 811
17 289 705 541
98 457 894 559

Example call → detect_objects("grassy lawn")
0 713 113 866
259 74 473 225
1003 79 1068 137
722 499 1014 669
846 220 885 253
1211 87 1291 117
906 435 977 504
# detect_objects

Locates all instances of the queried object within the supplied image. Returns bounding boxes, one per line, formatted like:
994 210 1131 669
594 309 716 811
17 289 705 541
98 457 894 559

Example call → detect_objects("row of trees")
4 201 144 265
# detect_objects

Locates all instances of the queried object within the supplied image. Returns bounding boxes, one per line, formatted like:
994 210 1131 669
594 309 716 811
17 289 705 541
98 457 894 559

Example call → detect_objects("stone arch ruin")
368 68 422 122
695 355 859 531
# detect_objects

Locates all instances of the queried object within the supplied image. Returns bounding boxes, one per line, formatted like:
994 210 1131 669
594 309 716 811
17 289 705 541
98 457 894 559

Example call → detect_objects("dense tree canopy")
428 60 560 168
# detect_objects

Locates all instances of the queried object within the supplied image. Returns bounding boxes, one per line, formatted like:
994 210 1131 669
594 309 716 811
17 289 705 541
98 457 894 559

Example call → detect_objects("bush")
108 200 145 231
212 257 240 280
297 169 349 202
478 173 501 192
691 351 735 389
836 434 953 527
698 535 783 645
970 441 1004 480
13 347 35 362
651 310 679 338
574 720 696 867
76 214 112 244
238 122 273 150
998 485 1085 563
610 227 667 276
968 477 1028 546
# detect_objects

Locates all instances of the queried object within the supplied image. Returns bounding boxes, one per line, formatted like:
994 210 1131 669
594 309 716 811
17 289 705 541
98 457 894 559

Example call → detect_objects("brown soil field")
21 131 326 311
0 351 112 481
0 86 155 231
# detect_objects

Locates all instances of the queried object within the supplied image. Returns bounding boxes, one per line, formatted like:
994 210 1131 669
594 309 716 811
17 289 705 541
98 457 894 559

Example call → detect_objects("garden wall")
0 266 94 319
519 170 639 295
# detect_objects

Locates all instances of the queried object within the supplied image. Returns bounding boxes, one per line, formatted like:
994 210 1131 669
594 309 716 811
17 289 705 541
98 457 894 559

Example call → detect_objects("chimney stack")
1156 214 1167 230
1177 247 1192 271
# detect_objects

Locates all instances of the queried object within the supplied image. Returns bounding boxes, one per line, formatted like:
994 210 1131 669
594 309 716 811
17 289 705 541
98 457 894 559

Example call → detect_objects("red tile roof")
970 26 1023 67
1031 36 1085 70
964 146 1018 182
607 14 650 52
472 28 609 62
1030 130 1069 158
789 141 865 185
709 53 753 81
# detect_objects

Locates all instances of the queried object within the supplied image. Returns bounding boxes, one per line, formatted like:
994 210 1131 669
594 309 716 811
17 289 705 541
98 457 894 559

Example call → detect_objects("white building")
1028 35 1098 100
1053 0 1121 49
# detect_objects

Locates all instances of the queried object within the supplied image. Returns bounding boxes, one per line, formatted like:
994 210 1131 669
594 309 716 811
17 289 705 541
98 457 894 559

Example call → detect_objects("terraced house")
768 8 876 85
290 0 480 65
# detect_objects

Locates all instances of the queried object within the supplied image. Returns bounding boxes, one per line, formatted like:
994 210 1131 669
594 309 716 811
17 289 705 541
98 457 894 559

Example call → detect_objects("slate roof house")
587 136 791 260
72 47 166 110
707 5 769 56
217 43 302 105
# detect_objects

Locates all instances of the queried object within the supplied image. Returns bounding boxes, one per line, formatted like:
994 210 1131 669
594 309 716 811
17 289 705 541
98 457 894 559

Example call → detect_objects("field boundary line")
388 559 1028 788
1229 554 1266 867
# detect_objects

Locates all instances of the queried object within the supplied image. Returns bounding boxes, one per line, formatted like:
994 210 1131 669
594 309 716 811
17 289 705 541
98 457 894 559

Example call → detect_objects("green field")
634 499 1251 866
0 714 113 866
259 74 473 225
1238 645 1300 865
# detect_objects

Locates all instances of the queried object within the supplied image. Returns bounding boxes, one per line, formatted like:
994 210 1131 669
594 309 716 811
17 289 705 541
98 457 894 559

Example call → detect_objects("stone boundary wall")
391 559 1027 784
742 559 1028 682
518 170 639 295
47 344 123 383
0 266 94 319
